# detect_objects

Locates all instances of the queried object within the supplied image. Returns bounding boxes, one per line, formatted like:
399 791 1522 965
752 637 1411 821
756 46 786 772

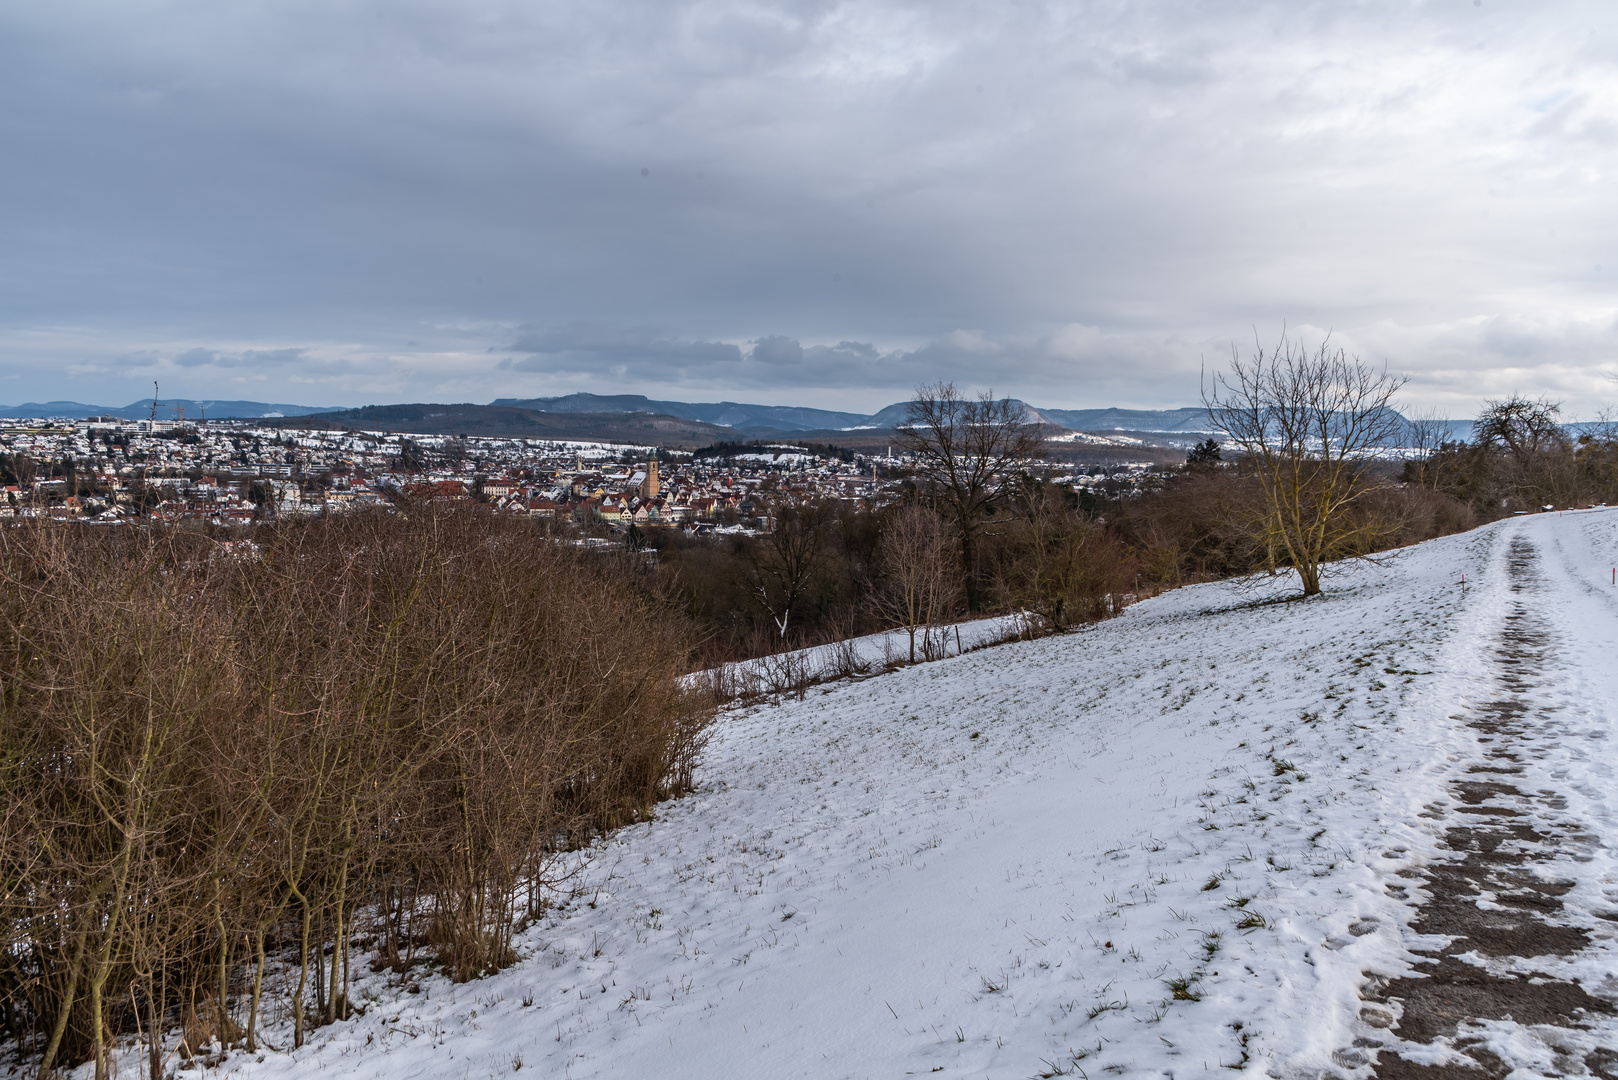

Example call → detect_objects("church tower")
640 456 659 500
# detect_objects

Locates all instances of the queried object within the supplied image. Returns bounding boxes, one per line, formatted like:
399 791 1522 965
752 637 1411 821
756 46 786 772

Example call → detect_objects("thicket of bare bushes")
655 484 1142 661
1108 459 1479 587
0 508 710 1078
991 480 1138 630
1411 395 1618 515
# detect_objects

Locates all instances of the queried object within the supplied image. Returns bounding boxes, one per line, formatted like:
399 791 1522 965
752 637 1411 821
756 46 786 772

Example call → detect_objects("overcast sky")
1 0 1614 414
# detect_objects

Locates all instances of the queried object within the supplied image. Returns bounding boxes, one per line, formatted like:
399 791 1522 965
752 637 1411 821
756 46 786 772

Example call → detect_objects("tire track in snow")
1368 531 1618 1079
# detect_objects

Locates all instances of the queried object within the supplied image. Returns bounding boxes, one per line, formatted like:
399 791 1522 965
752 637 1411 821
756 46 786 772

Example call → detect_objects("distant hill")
0 401 108 419
494 396 1226 436
9 392 1501 449
1037 407 1218 433
492 393 870 435
0 398 340 420
854 401 1220 435
860 402 914 429
274 403 735 446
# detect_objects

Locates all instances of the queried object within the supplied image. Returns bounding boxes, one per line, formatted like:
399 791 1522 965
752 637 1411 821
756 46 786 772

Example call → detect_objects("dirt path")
1369 535 1617 1078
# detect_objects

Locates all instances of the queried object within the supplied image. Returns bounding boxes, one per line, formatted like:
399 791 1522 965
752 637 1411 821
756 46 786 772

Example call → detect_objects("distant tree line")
662 366 1618 659
656 385 1147 664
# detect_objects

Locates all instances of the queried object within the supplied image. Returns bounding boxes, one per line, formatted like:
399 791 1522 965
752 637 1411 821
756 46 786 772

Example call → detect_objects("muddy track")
1367 537 1617 1080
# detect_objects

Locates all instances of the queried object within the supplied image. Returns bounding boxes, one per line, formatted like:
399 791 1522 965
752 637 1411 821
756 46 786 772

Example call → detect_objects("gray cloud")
503 326 744 377
173 348 217 368
173 346 308 369
490 324 1202 409
749 336 803 366
0 1 1615 413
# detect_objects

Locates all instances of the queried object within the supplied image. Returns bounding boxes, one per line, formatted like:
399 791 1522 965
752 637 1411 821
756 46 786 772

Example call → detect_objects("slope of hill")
0 398 339 420
12 393 1482 449
169 510 1618 1080
494 395 1236 439
492 393 871 434
276 403 735 445
796 401 1224 435
1039 405 1218 432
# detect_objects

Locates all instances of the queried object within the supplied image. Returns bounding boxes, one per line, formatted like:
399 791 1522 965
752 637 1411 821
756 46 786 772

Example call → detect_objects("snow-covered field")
148 511 1618 1079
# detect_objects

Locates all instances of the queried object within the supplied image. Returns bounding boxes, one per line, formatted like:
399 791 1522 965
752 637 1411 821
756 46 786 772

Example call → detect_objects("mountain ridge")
7 394 1495 443
3 394 1235 436
490 395 1227 435
0 398 341 421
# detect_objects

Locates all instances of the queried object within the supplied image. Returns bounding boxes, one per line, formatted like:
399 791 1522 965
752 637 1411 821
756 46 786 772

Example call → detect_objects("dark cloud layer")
0 1 1615 412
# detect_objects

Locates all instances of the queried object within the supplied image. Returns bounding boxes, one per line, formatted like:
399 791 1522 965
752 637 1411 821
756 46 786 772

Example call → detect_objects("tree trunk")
89 971 106 1080
290 887 310 1048
959 527 979 611
36 931 86 1080
246 929 265 1052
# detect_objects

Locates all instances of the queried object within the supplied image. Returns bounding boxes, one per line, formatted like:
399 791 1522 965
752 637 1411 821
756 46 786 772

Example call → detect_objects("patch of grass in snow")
1086 997 1127 1020
1224 1024 1253 1070
1233 910 1271 932
1165 974 1203 1001
1036 1050 1092 1077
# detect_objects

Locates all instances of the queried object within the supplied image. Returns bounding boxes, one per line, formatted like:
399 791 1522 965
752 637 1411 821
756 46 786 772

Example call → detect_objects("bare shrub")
869 505 961 662
822 616 873 679
0 507 712 1076
1359 482 1477 547
755 647 813 699
991 480 1139 633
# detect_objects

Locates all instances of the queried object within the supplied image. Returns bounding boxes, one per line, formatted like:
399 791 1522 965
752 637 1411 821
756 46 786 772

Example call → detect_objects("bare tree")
744 501 831 640
1473 395 1575 509
1403 407 1455 491
1473 395 1566 460
869 504 960 662
895 383 1045 609
1204 333 1407 596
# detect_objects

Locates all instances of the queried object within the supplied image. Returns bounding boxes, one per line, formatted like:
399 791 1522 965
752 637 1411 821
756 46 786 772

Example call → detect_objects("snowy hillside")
151 511 1618 1079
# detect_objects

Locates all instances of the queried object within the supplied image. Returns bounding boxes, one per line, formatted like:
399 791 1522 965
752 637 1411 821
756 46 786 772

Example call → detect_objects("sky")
1 0 1615 415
